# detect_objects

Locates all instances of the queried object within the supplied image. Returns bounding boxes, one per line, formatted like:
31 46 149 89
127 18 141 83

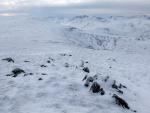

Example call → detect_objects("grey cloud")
0 0 150 15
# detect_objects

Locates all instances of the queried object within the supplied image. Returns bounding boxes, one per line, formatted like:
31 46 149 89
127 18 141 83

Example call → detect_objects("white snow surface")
0 14 150 113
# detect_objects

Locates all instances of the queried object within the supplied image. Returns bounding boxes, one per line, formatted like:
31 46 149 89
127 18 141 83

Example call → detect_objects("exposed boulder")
38 78 43 81
12 68 25 77
89 82 105 95
24 60 30 63
40 65 47 68
112 94 130 109
83 67 90 73
2 57 14 63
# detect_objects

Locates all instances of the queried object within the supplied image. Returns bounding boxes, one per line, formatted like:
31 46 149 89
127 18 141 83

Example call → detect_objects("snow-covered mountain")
0 14 150 113
33 15 150 51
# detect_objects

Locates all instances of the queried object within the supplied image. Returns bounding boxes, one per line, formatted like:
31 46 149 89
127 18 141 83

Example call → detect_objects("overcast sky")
0 0 150 7
0 0 150 15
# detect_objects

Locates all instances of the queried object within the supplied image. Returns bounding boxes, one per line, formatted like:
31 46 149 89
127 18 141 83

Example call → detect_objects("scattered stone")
60 53 73 57
100 88 105 95
107 58 116 62
83 76 94 87
112 80 118 89
12 68 25 77
112 80 124 94
5 74 13 76
87 76 94 82
2 57 14 63
85 61 88 64
117 90 123 94
29 73 33 75
113 59 116 62
24 60 30 62
40 65 47 68
48 57 55 61
83 75 99 88
12 68 25 75
68 27 77 31
109 66 112 69
47 60 51 63
60 53 72 57
41 73 47 75
119 84 127 89
112 94 130 109
60 53 67 56
38 78 43 81
84 81 89 87
24 74 28 76
82 75 88 81
24 73 33 76
83 67 90 73
93 74 99 80
89 82 105 95
64 63 69 68
90 82 101 93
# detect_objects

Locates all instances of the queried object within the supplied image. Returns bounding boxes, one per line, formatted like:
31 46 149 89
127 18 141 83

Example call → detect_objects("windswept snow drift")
0 14 150 113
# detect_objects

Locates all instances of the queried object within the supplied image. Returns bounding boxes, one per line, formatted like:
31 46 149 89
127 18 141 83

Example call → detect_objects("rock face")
112 94 130 109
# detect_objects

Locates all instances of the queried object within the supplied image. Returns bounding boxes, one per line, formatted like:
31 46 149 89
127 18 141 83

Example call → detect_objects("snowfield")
0 14 150 113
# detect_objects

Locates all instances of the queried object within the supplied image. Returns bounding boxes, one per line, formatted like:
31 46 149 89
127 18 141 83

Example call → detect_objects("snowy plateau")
0 14 150 113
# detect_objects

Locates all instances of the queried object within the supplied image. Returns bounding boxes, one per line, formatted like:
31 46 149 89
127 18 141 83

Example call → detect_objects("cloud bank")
0 0 150 7
0 0 150 15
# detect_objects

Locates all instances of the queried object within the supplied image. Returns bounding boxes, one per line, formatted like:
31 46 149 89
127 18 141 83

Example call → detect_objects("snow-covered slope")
63 26 118 50
42 15 150 52
0 14 150 113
